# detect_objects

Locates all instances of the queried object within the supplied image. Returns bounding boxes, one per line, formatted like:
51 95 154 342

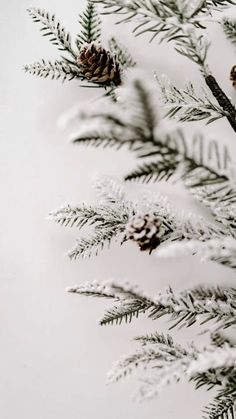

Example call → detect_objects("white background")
1 1 236 418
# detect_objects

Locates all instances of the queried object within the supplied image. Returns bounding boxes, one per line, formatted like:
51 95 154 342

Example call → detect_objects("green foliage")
156 75 226 124
50 202 132 259
71 76 234 210
27 8 76 58
174 30 210 72
92 0 235 44
107 331 191 384
23 59 81 81
26 2 236 417
25 2 129 89
76 1 101 48
68 281 236 329
222 16 236 46
108 37 136 70
67 229 117 259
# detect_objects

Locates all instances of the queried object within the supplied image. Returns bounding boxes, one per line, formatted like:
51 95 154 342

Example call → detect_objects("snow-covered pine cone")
230 65 236 89
77 43 121 86
125 213 164 253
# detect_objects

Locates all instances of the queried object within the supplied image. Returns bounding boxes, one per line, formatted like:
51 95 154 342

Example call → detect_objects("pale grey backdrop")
1 1 236 418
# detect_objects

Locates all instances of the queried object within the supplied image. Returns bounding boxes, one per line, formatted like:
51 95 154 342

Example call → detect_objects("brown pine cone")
77 43 121 86
125 213 164 253
230 65 236 89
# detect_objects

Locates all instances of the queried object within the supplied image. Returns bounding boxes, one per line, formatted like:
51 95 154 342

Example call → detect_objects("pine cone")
230 65 236 89
125 213 164 253
77 43 121 86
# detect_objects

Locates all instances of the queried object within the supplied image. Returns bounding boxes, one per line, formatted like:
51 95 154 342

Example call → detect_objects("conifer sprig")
69 76 235 210
27 8 77 58
108 37 136 70
23 59 81 81
222 16 236 46
76 1 102 48
49 181 134 259
156 237 236 269
91 0 236 133
68 281 236 329
156 75 226 124
107 332 236 409
25 2 127 89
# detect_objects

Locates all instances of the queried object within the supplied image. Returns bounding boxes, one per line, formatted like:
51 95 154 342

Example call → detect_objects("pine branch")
93 175 127 204
27 8 77 58
71 76 234 204
23 59 81 81
125 131 230 190
174 29 210 72
50 178 134 259
92 0 234 43
156 75 226 124
67 229 117 259
156 237 236 270
67 281 236 329
205 75 236 132
51 204 131 259
67 280 116 298
76 1 101 48
107 331 191 384
108 335 236 402
222 16 236 46
203 395 236 419
49 202 130 228
91 2 236 132
70 74 236 214
108 37 136 70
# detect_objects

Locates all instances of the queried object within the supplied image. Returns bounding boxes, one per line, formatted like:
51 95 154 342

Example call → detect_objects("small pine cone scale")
77 43 121 86
125 213 164 253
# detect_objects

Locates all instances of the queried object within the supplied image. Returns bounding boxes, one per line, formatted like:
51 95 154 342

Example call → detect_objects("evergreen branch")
76 1 101 48
70 76 234 200
91 3 236 132
107 332 192 384
108 37 136 70
125 130 230 193
210 332 236 349
205 0 236 7
174 29 210 72
203 395 236 419
150 286 236 329
27 8 77 58
23 59 81 81
93 175 127 204
213 203 236 237
92 0 234 43
222 16 236 46
156 75 226 124
100 300 151 325
156 237 236 270
107 332 236 402
67 280 116 298
125 159 177 182
50 204 102 227
67 228 119 259
205 75 236 132
67 281 236 329
50 178 134 259
49 203 130 229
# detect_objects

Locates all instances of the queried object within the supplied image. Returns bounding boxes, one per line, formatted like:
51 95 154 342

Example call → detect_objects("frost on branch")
156 237 236 269
66 73 235 223
67 280 236 329
50 174 228 260
156 74 226 124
